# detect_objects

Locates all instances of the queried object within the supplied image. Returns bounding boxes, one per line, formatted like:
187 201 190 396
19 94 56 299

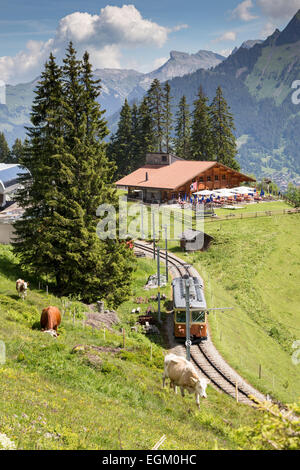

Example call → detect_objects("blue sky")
0 0 299 83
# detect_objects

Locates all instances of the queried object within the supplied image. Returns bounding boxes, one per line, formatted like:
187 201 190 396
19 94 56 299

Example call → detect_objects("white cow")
163 353 210 408
16 279 29 300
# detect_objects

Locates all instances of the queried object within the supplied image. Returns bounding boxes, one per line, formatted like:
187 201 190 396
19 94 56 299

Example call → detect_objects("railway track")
134 240 266 407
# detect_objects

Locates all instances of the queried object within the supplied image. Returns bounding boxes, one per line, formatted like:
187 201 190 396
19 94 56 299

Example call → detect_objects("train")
172 276 208 343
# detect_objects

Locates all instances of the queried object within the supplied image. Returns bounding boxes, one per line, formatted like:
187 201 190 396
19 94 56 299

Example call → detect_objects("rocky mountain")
139 50 225 89
0 49 225 146
153 10 300 188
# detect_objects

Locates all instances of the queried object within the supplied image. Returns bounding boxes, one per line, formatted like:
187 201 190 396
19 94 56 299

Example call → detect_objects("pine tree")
162 81 173 153
13 45 134 306
0 132 10 163
210 86 240 170
130 102 143 171
174 96 191 159
107 98 132 179
13 52 68 282
137 97 155 157
190 86 214 161
147 79 164 152
124 96 155 168
10 138 24 163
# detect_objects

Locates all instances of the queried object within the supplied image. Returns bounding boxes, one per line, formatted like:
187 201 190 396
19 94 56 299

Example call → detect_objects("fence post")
235 382 239 403
259 364 262 379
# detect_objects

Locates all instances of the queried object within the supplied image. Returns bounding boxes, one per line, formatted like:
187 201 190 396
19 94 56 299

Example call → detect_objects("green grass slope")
0 247 262 450
177 209 300 403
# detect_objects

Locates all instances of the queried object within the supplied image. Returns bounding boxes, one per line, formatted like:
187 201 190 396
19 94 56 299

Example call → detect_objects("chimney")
145 172 148 181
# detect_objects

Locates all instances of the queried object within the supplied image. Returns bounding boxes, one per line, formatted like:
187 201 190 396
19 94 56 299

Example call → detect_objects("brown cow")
40 306 61 335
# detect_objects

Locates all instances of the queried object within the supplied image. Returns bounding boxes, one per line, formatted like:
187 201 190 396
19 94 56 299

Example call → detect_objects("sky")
0 0 300 84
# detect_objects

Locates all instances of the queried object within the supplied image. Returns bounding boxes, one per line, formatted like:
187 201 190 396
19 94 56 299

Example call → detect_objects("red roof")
115 161 254 190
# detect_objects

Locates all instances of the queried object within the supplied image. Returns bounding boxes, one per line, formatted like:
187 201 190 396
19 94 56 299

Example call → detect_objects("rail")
134 240 266 407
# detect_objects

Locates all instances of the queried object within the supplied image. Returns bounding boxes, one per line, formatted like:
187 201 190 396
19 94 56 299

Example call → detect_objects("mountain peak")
263 28 281 46
240 39 263 50
169 50 190 60
276 9 300 46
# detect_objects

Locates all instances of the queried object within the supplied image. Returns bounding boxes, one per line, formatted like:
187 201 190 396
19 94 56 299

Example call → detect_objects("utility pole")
152 211 156 260
140 203 144 240
185 278 191 361
157 246 161 323
164 225 168 282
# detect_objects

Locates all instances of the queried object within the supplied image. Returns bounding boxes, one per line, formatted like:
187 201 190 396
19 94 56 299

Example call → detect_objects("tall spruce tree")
10 138 24 163
13 52 68 282
13 45 134 306
190 86 214 161
147 79 164 152
136 97 155 162
174 96 191 159
107 98 133 179
130 102 145 171
0 132 10 163
210 86 240 170
162 81 173 153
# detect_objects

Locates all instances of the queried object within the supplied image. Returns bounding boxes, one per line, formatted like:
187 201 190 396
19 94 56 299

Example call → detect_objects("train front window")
176 311 186 323
192 311 205 323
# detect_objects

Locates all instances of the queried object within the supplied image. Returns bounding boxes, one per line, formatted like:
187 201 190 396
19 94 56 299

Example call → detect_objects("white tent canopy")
231 186 256 194
193 190 214 196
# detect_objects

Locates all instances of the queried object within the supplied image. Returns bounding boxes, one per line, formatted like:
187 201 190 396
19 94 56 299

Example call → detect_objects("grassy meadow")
119 195 299 403
0 247 264 450
168 204 300 404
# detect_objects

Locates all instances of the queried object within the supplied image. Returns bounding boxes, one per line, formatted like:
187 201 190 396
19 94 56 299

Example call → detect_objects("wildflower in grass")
0 433 16 450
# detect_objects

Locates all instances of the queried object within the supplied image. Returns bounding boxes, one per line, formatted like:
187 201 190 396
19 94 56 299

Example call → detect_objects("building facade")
116 153 255 203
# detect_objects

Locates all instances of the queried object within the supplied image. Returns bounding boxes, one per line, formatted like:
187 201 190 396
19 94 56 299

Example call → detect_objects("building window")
222 175 226 180
199 177 204 182
207 176 211 182
215 175 219 181
162 155 167 162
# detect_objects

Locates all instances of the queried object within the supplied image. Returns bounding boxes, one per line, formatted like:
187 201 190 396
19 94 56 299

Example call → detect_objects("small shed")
180 229 214 252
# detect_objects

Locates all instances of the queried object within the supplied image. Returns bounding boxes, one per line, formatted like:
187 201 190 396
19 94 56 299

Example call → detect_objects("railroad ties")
134 240 267 407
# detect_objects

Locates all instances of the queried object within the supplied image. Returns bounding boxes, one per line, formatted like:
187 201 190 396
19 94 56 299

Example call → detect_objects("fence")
205 207 300 223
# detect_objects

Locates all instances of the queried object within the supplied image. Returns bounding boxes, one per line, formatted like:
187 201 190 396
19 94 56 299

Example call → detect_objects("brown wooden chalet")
115 153 255 203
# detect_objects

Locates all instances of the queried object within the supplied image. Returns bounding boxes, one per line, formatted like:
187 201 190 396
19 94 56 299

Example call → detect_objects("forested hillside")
160 11 300 188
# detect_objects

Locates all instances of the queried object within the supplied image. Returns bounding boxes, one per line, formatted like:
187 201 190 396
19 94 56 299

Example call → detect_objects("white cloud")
0 5 183 84
171 24 189 32
232 0 258 21
55 5 169 48
257 0 300 20
213 31 237 43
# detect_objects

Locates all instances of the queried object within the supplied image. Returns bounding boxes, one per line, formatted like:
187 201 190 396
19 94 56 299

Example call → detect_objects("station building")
115 153 255 203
